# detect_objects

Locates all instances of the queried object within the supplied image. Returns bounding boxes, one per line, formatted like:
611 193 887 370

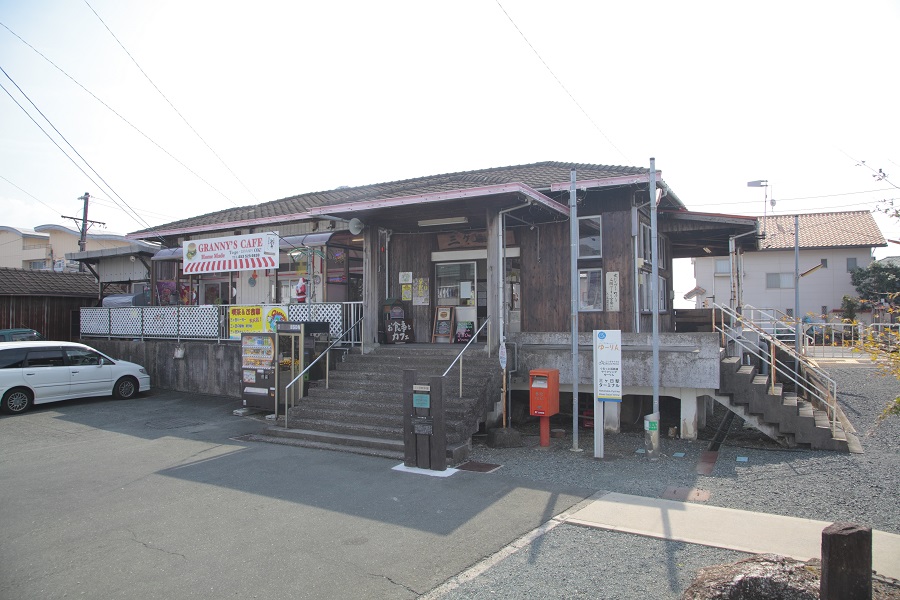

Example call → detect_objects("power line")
0 21 240 207
0 65 166 245
0 173 60 215
493 0 630 163
83 0 260 203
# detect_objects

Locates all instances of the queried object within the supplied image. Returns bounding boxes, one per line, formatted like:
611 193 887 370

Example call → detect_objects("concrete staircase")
250 343 502 462
715 355 853 451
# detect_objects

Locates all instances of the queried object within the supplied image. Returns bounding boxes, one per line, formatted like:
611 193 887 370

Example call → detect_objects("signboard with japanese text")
385 318 414 343
606 271 620 312
436 230 515 251
593 330 622 401
228 305 289 340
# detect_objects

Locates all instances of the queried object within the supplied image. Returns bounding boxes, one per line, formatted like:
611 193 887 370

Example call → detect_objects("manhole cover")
145 418 204 430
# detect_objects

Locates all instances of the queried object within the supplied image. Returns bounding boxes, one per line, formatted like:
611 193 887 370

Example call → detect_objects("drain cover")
145 418 204 430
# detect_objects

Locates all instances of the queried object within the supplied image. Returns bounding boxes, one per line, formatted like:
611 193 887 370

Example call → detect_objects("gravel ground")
436 361 899 599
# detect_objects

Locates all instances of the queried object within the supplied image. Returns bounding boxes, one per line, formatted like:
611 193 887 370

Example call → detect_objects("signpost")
593 330 622 459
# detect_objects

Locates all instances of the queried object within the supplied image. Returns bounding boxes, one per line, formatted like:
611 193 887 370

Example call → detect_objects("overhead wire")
0 22 240 207
0 65 167 246
493 0 630 164
83 0 260 203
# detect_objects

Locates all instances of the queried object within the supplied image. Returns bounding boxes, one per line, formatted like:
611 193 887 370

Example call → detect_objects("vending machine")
241 332 277 410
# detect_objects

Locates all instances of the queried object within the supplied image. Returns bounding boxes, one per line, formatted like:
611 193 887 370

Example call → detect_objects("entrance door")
435 262 477 343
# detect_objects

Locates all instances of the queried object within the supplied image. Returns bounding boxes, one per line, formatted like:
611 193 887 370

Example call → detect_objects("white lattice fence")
110 308 144 337
288 303 343 338
141 307 179 338
178 306 220 338
80 308 110 336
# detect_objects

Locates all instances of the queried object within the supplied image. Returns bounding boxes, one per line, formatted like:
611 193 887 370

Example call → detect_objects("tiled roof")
758 211 886 250
130 161 648 236
0 267 102 297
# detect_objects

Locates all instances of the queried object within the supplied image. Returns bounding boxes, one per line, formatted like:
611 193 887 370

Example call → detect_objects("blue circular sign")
597 331 607 340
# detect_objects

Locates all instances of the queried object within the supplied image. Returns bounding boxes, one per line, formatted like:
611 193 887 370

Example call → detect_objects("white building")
692 211 886 322
0 225 138 271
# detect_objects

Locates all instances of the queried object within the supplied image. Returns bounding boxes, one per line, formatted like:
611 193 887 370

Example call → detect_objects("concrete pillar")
603 398 621 433
485 208 500 354
679 387 699 441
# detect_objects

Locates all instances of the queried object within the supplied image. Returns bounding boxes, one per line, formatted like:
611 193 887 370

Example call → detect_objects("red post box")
529 369 560 417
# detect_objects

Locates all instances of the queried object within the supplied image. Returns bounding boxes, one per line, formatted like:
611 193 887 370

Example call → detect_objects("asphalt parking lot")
0 390 594 599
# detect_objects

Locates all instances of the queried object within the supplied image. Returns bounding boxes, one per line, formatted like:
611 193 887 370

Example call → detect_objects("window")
29 260 47 269
658 276 668 312
0 348 27 369
639 223 652 261
786 308 794 318
847 257 858 272
24 349 65 367
65 347 102 366
714 258 730 275
766 273 794 289
578 268 603 311
639 272 651 311
638 223 666 266
577 216 602 258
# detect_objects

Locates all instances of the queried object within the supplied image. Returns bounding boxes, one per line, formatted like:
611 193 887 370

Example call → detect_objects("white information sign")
605 271 620 312
593 329 622 458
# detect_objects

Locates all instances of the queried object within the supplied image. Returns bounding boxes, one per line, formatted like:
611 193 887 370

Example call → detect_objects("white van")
0 341 151 414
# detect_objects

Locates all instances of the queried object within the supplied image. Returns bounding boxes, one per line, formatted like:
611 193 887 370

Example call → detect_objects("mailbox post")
529 369 560 447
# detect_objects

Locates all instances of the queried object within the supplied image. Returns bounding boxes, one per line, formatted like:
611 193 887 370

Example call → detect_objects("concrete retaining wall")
508 332 721 389
82 339 242 398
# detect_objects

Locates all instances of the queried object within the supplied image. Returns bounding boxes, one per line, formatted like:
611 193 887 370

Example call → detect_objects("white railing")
715 303 841 435
80 302 362 344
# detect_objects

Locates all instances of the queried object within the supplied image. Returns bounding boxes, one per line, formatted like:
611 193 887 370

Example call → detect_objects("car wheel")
113 377 138 400
1 388 33 414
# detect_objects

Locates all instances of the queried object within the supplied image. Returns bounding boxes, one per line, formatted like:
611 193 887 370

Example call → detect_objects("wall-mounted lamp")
702 247 712 254
417 216 468 227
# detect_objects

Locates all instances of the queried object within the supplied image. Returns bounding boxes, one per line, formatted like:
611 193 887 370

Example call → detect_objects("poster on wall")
413 278 429 306
229 306 264 339
399 271 412 284
401 283 412 301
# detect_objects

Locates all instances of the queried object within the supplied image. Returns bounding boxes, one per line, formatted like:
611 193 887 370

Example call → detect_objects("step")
262 425 405 453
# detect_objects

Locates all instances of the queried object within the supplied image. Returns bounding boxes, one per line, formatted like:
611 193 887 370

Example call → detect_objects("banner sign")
183 232 278 274
593 330 622 402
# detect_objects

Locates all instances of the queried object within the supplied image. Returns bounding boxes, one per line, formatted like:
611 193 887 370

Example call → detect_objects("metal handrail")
284 314 364 428
442 317 491 398
715 303 840 434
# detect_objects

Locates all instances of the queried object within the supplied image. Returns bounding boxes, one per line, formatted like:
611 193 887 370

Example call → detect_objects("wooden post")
821 522 872 600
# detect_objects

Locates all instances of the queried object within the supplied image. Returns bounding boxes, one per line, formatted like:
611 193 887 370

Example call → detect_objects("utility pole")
62 192 105 273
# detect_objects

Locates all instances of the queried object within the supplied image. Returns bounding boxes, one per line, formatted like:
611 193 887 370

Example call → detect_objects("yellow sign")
229 306 264 339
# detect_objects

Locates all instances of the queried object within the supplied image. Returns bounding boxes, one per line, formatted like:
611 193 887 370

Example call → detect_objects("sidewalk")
566 491 900 580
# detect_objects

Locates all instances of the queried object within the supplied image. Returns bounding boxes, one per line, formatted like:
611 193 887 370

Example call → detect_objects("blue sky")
2 1 898 301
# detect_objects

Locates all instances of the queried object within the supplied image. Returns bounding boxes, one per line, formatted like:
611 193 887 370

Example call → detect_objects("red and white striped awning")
183 256 277 274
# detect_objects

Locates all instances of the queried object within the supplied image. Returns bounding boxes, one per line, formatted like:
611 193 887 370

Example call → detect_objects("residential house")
691 211 887 323
0 224 141 271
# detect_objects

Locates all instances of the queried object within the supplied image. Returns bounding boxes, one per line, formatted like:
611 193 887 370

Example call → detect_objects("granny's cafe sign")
182 232 279 274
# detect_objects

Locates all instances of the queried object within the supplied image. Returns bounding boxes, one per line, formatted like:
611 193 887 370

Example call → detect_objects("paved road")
0 390 592 599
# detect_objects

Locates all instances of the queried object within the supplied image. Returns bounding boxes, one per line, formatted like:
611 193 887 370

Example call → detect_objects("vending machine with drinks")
241 332 277 410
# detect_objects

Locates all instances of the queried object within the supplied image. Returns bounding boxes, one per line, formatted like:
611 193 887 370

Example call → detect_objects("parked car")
0 341 151 414
0 328 44 342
